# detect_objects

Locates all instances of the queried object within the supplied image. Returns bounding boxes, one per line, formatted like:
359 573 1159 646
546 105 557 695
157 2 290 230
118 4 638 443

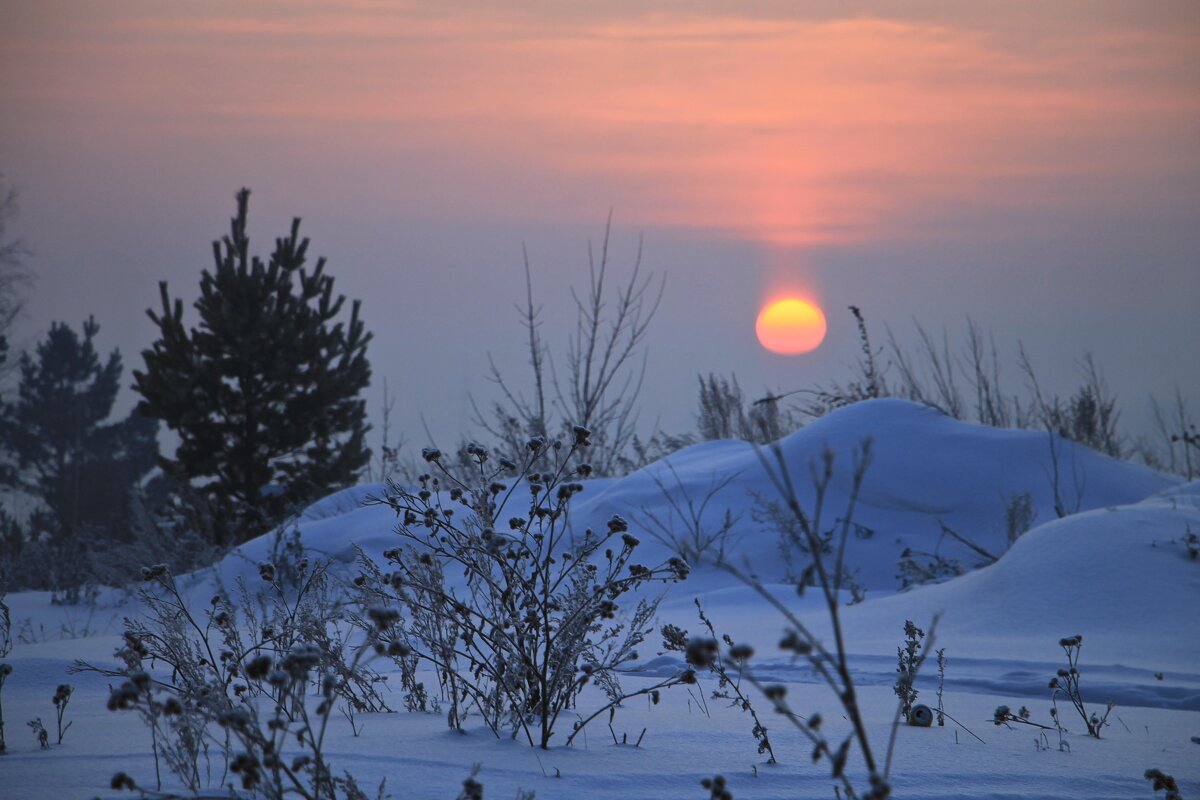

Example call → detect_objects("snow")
2 400 1197 798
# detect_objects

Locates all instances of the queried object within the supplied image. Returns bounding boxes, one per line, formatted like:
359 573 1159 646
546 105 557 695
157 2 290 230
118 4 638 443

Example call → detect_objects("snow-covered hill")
3 399 1197 799
216 399 1177 593
578 399 1175 588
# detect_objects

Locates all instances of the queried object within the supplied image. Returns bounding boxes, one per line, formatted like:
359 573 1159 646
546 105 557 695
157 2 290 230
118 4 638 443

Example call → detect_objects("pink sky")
1 0 1197 442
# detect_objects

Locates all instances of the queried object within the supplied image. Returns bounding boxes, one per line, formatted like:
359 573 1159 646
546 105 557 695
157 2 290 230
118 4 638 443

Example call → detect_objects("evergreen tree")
0 173 29 359
134 189 372 545
0 172 31 484
3 318 158 547
0 335 11 486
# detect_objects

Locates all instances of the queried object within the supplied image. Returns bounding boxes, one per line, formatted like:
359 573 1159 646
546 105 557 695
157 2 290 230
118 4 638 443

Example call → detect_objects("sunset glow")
4 3 1197 248
0 6 1198 793
756 298 827 355
0 0 1196 454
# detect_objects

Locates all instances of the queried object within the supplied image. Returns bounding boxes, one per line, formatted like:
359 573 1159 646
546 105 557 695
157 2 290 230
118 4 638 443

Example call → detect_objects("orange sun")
756 297 827 355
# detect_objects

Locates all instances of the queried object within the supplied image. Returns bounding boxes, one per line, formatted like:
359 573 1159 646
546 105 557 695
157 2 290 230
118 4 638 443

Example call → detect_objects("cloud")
4 1 1197 246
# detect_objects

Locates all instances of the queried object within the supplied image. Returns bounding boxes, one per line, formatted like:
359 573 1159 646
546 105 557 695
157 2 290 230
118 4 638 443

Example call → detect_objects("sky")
1 0 1198 454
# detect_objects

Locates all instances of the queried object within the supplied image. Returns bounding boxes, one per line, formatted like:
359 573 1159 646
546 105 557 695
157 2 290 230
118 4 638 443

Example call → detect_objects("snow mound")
573 398 1175 588
201 399 1176 595
296 482 388 523
823 481 1200 670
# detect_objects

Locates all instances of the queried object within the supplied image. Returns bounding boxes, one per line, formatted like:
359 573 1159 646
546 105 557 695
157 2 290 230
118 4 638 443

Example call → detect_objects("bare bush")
993 633 1114 751
897 497 1035 590
51 683 72 744
893 621 924 721
799 308 1156 468
720 439 937 800
1151 389 1198 479
635 462 742 566
695 373 800 444
661 599 776 764
696 374 747 441
474 217 665 476
1049 634 1113 739
800 306 886 419
1022 350 1122 458
75 555 386 797
1003 491 1035 547
1144 768 1184 800
357 429 690 749
751 475 869 603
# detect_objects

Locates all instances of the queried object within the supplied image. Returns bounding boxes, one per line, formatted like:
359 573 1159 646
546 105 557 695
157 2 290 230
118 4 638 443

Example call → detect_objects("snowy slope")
654 480 1200 732
208 399 1176 595
834 479 1200 667
575 399 1175 589
2 399 1196 799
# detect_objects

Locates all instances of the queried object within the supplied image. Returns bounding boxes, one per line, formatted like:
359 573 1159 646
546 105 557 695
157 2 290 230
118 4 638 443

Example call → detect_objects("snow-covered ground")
2 400 1198 799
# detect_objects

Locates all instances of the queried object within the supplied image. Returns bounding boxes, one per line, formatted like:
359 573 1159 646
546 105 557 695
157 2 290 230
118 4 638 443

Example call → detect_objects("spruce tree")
3 318 158 547
134 189 371 544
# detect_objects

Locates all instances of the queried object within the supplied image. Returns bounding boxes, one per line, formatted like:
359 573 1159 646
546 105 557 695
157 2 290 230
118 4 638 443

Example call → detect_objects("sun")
756 297 827 355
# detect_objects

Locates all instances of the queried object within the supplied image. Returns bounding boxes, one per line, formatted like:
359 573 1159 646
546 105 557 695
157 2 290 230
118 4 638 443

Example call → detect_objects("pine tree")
0 172 31 484
3 318 158 547
0 174 29 356
133 189 372 545
0 335 11 486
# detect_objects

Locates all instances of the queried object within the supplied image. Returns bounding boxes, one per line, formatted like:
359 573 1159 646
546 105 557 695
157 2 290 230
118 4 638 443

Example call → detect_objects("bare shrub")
695 373 800 444
696 373 747 441
0 591 10 658
357 429 690 749
473 217 665 476
27 717 47 749
720 439 937 800
75 556 385 797
992 703 1065 751
895 546 962 590
898 495 1032 590
800 306 886 419
934 648 946 726
993 633 1114 748
364 379 405 484
1049 634 1113 738
0 172 32 382
1003 491 1035 547
752 476 869 603
1022 351 1122 458
1144 768 1184 800
1151 389 1198 479
800 308 1157 468
635 462 742 566
0 608 14 761
888 321 965 420
896 519 995 590
661 600 776 764
2 486 231 599
51 683 72 744
893 621 924 721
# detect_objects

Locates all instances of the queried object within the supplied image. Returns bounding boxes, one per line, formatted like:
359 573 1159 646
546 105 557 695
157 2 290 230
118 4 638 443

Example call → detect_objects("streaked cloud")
3 1 1197 246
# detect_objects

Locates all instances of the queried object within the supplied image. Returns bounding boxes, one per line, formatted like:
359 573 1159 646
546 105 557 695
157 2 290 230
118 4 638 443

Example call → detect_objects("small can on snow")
908 704 934 727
